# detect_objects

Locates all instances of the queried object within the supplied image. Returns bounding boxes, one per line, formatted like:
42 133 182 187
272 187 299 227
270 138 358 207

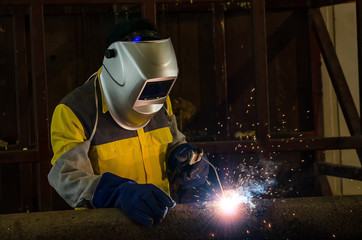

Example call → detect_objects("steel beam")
0 0 354 8
142 0 156 25
310 9 360 137
213 2 229 140
310 9 362 165
0 196 361 240
316 162 362 181
194 136 362 154
252 0 270 157
29 1 52 212
0 150 38 164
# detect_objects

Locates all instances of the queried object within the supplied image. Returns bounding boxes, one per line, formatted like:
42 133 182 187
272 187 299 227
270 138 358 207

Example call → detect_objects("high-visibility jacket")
48 68 186 208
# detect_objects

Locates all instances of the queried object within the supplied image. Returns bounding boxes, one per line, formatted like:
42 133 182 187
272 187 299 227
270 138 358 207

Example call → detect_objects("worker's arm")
165 98 209 189
48 104 101 208
50 104 87 165
168 143 209 189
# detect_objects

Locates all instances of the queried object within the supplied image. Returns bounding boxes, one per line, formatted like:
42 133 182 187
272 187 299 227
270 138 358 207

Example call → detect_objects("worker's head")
99 18 178 130
106 18 160 45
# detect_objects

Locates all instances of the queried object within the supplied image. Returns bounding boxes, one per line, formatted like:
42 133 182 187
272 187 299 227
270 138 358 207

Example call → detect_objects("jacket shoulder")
59 78 97 139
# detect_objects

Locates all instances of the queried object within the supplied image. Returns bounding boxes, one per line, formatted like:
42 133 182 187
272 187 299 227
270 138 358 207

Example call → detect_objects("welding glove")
92 172 176 226
169 143 209 189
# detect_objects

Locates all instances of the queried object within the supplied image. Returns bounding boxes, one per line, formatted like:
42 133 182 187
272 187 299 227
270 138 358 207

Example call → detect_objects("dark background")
0 0 351 213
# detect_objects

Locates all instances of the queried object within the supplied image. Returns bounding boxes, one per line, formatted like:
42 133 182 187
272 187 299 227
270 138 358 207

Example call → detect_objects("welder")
48 18 209 227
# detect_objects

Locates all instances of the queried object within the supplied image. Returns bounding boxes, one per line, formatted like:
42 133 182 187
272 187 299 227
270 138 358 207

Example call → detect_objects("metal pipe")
0 195 361 239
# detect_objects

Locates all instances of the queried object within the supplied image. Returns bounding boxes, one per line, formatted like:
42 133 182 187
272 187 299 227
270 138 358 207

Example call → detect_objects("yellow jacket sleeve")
50 104 87 165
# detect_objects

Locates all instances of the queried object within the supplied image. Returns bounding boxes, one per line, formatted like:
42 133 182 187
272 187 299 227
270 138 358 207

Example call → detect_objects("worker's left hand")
92 172 176 226
169 143 209 189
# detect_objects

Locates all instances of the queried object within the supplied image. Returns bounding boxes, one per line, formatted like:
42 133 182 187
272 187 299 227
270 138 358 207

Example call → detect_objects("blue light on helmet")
133 36 142 42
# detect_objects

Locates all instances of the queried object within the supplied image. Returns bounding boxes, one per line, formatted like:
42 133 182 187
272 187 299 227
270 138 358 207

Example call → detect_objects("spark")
218 190 246 215
216 188 256 217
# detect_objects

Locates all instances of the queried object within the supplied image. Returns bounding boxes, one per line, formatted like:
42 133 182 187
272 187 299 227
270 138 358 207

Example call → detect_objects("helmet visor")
133 76 176 108
138 78 175 100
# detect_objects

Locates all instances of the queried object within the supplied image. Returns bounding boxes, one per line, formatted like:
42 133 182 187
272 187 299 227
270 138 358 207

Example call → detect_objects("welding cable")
200 156 225 198
90 74 99 141
83 72 99 142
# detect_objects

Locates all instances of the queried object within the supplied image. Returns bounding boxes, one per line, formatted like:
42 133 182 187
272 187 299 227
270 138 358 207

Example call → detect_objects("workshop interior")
0 0 361 239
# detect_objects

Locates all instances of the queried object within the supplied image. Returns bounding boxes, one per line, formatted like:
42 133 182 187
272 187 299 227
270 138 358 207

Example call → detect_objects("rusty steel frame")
0 0 360 211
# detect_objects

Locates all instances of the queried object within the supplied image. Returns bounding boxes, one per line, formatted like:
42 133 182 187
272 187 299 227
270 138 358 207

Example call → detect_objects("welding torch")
169 148 204 182
169 148 225 197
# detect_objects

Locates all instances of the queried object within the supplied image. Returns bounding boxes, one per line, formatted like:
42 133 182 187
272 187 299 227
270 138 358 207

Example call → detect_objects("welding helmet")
99 20 178 130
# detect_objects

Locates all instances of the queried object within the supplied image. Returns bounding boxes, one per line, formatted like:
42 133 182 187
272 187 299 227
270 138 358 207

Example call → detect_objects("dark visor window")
138 79 174 100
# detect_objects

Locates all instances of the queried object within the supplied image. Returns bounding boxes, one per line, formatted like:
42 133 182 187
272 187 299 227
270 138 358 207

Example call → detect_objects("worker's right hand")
92 172 176 226
169 143 209 189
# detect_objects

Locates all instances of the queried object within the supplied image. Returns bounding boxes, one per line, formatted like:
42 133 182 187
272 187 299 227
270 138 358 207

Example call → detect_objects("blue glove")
169 143 209 189
92 172 176 226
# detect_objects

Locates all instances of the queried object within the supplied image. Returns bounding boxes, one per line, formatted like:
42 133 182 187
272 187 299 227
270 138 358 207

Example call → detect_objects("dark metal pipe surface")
0 195 361 240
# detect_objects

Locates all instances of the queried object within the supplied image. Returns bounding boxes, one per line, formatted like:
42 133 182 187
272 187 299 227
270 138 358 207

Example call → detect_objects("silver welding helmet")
99 38 178 130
